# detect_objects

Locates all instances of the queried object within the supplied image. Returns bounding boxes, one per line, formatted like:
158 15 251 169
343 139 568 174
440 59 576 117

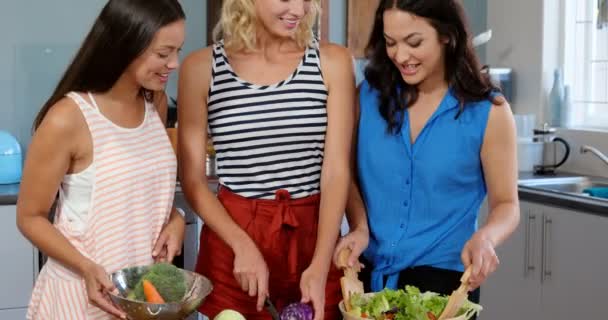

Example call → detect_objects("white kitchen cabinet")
540 205 608 319
0 308 27 318
478 201 542 320
479 201 607 320
0 205 36 310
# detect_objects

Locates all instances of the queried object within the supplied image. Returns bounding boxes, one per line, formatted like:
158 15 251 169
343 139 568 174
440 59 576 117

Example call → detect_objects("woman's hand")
333 226 369 269
153 212 185 263
232 238 269 311
300 265 328 320
80 260 126 319
461 231 500 290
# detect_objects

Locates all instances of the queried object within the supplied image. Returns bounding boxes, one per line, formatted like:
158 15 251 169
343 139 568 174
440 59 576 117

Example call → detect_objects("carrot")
143 279 165 303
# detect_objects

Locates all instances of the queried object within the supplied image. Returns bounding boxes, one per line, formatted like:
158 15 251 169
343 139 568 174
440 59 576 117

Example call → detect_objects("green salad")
348 286 482 320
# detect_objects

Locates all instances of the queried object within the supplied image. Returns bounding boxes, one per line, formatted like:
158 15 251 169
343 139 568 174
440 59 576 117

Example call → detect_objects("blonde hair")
213 0 321 52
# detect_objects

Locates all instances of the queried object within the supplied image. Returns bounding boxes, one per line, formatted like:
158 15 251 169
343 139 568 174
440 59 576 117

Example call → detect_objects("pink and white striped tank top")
27 92 177 319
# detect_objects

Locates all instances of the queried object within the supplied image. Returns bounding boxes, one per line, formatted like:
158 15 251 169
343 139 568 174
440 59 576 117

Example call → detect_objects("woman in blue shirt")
334 0 519 305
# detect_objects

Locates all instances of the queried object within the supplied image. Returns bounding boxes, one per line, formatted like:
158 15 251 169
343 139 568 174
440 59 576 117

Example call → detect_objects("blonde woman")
178 0 355 319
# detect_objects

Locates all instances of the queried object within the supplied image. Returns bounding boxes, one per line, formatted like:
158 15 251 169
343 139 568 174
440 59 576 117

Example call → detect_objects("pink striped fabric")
27 92 177 319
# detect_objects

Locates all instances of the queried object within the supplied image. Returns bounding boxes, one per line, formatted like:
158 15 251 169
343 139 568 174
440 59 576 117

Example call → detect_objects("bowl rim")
108 265 213 307
338 292 469 320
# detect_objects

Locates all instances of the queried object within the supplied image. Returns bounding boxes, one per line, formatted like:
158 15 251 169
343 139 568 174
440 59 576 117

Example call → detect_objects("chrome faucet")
580 145 608 167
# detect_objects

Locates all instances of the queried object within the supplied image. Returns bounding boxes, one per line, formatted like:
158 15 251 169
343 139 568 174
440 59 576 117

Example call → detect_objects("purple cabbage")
280 302 314 320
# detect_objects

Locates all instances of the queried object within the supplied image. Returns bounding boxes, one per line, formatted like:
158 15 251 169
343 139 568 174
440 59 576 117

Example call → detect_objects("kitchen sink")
519 175 608 198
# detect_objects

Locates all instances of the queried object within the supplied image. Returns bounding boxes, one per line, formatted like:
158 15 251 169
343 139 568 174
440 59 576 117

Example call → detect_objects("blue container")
0 131 22 184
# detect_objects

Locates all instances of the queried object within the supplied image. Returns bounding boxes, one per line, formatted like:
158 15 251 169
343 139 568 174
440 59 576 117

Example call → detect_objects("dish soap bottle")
548 68 564 127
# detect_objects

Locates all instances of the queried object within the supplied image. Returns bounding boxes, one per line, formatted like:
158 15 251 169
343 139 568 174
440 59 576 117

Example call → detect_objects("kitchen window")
563 0 608 129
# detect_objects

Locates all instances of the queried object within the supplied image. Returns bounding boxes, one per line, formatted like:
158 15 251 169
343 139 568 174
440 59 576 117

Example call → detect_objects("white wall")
486 0 545 116
557 129 608 178
487 0 608 178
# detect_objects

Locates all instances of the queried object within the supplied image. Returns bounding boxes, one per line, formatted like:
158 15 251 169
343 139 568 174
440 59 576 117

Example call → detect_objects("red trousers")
195 187 343 319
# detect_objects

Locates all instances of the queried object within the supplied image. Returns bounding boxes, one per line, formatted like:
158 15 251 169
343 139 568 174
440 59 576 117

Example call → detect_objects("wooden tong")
438 267 472 320
336 248 365 312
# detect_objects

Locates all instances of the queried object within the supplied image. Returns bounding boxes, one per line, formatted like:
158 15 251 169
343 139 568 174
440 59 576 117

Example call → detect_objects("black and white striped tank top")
207 40 328 199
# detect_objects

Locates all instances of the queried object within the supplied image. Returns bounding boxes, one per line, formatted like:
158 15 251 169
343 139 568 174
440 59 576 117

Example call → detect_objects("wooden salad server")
336 247 365 312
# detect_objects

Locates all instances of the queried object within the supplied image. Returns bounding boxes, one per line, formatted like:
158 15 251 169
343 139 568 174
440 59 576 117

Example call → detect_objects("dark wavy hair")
364 0 500 133
33 0 185 129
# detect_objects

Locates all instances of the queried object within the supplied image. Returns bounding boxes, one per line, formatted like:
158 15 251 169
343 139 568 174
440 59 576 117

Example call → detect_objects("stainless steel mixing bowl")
109 265 213 320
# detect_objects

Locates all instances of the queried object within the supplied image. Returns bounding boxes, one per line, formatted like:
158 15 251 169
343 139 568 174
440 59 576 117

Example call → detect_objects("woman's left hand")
333 227 368 269
153 212 185 263
461 231 500 290
300 265 328 320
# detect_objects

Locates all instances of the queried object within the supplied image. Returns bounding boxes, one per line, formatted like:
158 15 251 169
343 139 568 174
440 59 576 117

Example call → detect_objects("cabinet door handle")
541 214 553 283
524 213 537 276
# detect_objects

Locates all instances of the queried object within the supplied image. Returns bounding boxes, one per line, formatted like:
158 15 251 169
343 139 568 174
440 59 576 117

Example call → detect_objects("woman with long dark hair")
334 0 520 308
178 0 355 319
17 1 185 318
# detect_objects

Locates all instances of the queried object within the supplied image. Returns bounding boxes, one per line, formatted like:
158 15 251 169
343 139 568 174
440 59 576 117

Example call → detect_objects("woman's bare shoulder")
318 42 356 88
39 96 86 134
32 96 90 159
318 42 353 63
182 46 215 71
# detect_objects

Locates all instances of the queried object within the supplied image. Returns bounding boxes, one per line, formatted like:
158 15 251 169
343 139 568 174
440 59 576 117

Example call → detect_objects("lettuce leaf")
349 286 482 320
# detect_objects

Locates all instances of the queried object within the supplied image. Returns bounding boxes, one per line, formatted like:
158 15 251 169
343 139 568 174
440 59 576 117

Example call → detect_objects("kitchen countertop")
518 172 608 217
0 177 220 206
2 175 606 217
0 183 19 205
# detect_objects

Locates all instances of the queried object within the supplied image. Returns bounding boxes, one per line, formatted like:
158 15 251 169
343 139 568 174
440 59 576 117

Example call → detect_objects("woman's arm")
311 43 355 272
462 100 520 289
299 43 355 320
333 88 370 268
17 99 88 275
151 90 186 263
177 48 269 311
16 99 125 318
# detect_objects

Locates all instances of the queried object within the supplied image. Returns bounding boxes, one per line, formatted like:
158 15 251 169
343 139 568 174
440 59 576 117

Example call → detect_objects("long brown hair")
364 0 501 134
33 0 185 130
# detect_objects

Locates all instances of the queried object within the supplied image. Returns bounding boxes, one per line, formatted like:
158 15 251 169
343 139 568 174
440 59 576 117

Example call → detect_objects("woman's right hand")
80 260 126 319
232 238 270 311
333 226 369 269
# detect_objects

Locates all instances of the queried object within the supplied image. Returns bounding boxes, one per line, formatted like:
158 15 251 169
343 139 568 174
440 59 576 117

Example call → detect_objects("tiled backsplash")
12 44 78 148
0 1 106 150
1 0 205 151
